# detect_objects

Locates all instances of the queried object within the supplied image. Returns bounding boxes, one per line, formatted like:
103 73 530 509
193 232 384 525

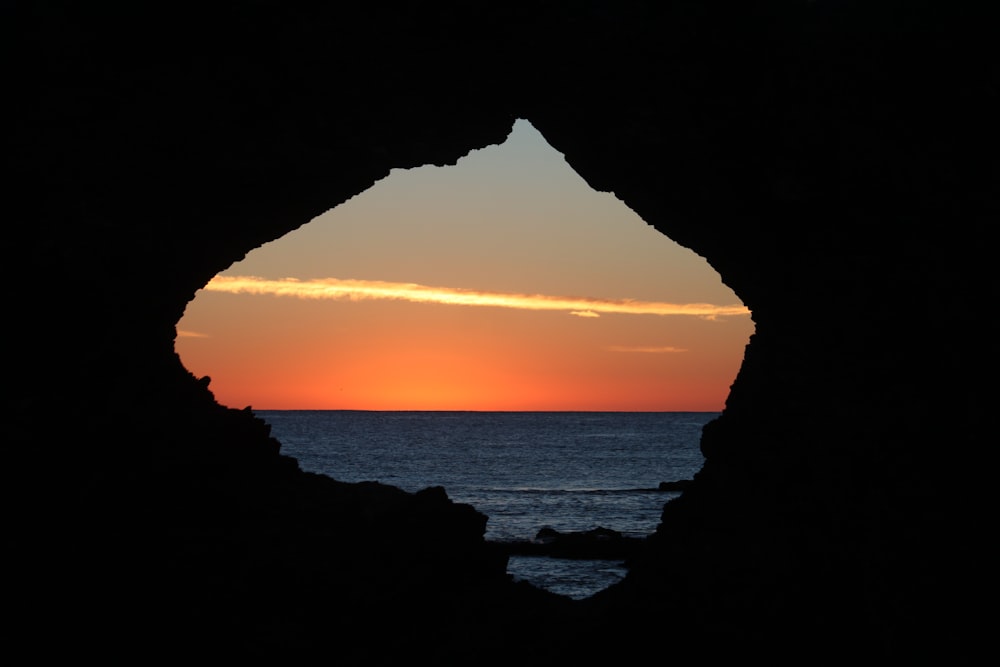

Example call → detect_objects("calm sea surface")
255 410 715 599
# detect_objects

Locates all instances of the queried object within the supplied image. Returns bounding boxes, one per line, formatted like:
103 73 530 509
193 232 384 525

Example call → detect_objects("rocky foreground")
7 2 991 663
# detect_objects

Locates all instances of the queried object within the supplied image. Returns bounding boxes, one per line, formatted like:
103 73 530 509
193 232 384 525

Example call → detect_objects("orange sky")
175 120 754 411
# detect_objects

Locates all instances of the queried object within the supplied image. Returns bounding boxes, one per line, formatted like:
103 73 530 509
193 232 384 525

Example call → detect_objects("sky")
175 119 754 412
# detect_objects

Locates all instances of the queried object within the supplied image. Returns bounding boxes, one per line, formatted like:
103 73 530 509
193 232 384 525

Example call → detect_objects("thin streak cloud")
177 330 210 338
204 276 751 318
607 345 688 353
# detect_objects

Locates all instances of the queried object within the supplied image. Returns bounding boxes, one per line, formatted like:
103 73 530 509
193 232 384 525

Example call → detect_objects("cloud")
176 330 210 338
203 275 752 318
607 345 688 353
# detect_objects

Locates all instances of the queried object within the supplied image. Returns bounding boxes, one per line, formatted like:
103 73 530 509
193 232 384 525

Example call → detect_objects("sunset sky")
175 119 754 411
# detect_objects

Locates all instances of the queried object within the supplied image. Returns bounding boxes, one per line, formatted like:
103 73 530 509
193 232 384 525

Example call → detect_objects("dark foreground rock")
7 1 992 663
494 526 646 560
657 480 693 492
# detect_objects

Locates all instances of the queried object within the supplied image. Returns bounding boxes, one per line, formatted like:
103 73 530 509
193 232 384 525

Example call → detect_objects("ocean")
255 410 714 599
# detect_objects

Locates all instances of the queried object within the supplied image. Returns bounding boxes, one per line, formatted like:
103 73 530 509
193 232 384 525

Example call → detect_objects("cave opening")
174 118 753 598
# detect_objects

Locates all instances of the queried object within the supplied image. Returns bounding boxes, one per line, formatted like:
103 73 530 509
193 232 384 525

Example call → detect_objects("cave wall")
7 1 994 661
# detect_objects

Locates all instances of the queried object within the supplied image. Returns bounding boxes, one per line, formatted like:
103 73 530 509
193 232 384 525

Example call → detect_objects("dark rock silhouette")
6 1 993 663
496 526 645 560
657 480 693 492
